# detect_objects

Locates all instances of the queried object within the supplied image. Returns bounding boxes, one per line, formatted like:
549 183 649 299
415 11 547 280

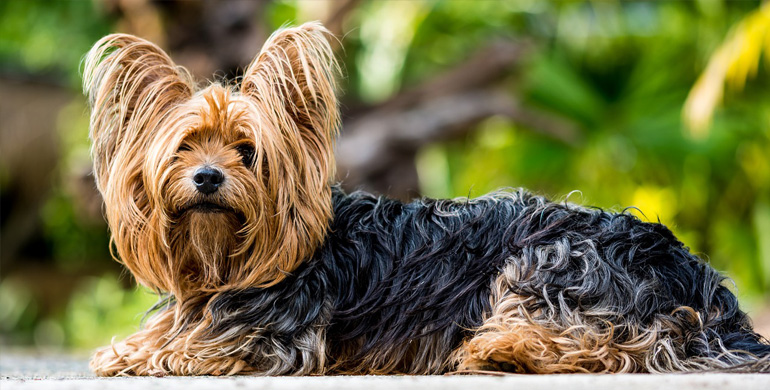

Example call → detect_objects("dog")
83 22 770 376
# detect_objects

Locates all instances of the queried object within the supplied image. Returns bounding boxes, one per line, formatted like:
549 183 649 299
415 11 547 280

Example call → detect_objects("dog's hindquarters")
456 196 770 373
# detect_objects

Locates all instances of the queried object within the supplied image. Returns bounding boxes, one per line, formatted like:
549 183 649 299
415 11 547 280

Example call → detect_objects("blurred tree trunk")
336 41 580 199
107 0 271 79
0 79 69 269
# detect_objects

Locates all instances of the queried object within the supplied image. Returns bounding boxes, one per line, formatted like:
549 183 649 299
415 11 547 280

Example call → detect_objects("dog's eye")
171 144 192 163
236 144 255 167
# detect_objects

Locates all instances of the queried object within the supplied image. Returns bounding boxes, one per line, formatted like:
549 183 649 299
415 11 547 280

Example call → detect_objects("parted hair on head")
83 22 340 298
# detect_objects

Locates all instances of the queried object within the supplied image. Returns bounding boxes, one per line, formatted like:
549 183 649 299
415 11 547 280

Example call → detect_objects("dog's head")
83 23 339 297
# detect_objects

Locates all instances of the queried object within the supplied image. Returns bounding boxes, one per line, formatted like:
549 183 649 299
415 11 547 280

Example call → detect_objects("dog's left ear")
241 22 339 179
238 22 340 287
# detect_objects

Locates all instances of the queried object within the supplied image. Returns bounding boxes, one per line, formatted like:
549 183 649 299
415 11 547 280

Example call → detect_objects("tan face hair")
83 22 339 298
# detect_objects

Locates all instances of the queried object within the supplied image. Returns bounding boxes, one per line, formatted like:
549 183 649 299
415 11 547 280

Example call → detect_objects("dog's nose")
193 167 224 195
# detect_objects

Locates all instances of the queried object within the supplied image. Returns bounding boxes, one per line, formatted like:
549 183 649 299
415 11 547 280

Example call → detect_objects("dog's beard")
170 209 243 291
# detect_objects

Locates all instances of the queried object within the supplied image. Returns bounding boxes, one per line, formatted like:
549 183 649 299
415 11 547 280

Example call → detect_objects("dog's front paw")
90 339 253 376
90 340 158 376
90 343 132 376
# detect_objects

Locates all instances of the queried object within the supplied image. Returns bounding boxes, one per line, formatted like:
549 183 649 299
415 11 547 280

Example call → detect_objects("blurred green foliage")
0 0 768 350
0 0 113 86
64 275 159 349
409 1 770 306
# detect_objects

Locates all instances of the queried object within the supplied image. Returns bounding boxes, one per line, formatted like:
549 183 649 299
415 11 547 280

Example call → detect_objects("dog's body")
185 187 770 375
83 23 770 376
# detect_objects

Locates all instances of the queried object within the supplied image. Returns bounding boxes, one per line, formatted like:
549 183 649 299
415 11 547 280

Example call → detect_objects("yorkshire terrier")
83 22 770 376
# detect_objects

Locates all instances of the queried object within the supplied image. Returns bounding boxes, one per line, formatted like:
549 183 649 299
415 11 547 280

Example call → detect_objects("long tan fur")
85 23 339 375
84 23 339 298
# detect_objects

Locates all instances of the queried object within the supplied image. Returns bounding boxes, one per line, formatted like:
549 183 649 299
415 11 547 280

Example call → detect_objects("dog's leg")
454 312 657 373
90 308 253 376
453 260 659 374
91 298 332 376
91 335 252 376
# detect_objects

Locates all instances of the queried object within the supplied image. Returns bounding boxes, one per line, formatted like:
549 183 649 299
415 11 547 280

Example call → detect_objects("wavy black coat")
206 187 770 373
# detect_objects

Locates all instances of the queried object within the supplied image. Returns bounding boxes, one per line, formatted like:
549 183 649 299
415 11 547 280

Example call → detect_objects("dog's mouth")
172 200 247 226
190 202 229 213
178 201 233 215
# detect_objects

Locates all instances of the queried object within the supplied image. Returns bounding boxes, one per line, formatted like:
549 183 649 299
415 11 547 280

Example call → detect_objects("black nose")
193 167 224 195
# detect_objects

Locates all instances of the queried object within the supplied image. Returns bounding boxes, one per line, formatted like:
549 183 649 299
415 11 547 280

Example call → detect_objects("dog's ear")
238 22 340 287
241 22 339 182
83 34 193 291
83 34 193 192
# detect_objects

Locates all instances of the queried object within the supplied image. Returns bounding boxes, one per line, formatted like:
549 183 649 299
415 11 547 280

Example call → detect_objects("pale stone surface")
2 352 769 390
1 351 91 379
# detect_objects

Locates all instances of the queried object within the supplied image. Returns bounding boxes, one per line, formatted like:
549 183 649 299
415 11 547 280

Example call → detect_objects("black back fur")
204 187 770 373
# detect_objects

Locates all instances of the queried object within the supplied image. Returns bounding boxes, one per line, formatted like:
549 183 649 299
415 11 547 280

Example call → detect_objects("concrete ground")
1 351 768 390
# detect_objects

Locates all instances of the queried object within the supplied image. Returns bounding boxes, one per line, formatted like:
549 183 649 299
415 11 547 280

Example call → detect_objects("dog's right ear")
83 34 193 193
83 35 193 292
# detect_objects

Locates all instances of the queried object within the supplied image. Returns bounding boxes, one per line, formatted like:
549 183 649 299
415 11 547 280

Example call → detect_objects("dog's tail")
709 316 770 373
674 266 770 373
689 328 770 373
715 334 770 372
